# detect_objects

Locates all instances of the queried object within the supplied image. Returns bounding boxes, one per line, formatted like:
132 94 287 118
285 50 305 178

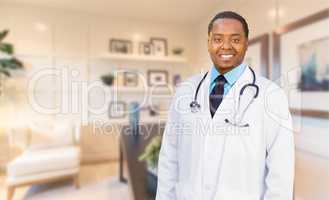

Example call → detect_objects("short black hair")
208 11 249 38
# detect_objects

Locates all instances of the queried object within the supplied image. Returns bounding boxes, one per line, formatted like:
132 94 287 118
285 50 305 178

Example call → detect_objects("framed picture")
273 9 329 118
147 70 168 86
173 74 182 86
139 42 153 55
123 71 138 87
150 37 168 56
109 39 133 54
245 34 269 77
109 101 126 118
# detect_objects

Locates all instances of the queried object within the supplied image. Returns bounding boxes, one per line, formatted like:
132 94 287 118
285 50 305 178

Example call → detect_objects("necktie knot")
215 75 227 85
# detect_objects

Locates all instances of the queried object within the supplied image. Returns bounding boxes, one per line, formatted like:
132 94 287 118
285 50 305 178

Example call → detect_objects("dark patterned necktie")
209 75 227 118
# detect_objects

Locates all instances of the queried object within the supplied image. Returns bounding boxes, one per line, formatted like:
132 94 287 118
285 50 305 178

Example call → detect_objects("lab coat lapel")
230 67 255 124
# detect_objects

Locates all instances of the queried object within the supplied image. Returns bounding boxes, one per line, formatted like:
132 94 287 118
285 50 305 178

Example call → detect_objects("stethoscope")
189 66 259 127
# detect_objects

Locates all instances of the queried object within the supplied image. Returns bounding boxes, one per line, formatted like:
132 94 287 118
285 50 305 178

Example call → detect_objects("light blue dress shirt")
209 63 247 95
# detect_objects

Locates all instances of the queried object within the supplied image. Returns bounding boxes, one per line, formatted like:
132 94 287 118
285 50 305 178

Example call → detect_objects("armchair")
6 118 81 200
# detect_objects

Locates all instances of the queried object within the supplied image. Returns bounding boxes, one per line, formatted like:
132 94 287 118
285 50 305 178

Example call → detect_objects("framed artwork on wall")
139 42 153 55
150 37 168 57
109 39 133 54
173 74 182 86
109 101 126 118
123 71 138 87
245 34 269 78
273 9 329 118
147 70 168 86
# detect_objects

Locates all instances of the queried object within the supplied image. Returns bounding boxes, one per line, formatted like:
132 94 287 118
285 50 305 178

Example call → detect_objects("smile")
220 54 233 58
219 54 234 60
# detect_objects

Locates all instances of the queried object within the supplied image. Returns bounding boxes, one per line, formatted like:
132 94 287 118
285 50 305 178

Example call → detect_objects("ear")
207 32 212 42
207 33 212 51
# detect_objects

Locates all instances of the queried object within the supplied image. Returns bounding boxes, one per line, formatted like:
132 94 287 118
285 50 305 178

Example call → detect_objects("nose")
220 38 232 50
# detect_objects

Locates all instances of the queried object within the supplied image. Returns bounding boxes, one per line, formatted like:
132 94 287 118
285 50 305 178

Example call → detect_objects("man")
156 11 294 200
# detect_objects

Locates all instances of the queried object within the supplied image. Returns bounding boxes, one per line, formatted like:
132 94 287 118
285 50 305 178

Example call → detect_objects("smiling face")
208 18 248 74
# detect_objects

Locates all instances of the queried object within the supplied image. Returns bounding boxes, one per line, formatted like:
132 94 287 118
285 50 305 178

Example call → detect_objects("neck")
215 62 243 75
217 68 233 74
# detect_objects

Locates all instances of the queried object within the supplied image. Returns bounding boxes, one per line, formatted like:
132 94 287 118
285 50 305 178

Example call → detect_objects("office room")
0 0 328 199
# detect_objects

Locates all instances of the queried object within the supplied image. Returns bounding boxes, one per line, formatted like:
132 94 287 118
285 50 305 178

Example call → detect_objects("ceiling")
1 0 230 25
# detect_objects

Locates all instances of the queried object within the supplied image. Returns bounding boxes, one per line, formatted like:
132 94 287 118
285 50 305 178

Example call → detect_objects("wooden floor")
0 161 121 200
294 150 329 200
1 151 328 200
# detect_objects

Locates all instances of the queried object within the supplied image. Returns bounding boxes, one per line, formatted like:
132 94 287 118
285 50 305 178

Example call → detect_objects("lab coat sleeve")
156 91 180 200
263 87 295 200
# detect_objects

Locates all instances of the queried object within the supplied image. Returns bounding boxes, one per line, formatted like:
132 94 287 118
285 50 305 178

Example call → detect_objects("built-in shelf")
107 86 174 94
95 53 188 64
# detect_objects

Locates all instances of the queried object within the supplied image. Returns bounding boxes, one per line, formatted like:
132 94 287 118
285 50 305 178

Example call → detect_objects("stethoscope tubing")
190 66 259 126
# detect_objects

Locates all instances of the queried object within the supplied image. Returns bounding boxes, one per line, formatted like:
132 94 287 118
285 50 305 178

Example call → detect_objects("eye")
213 38 222 43
232 38 240 43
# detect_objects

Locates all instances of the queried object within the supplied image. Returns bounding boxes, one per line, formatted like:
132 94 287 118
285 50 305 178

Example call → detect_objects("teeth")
220 55 233 58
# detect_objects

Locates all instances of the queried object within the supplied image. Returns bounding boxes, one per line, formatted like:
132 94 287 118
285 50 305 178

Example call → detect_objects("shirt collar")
210 63 247 86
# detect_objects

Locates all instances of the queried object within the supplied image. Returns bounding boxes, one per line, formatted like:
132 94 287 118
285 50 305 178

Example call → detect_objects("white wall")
0 3 196 59
0 2 197 165
0 2 196 124
194 1 329 199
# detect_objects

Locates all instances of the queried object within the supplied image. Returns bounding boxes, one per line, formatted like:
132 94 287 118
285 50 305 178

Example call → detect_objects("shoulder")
255 74 286 99
168 73 205 115
255 74 291 120
255 75 293 132
185 73 206 84
174 73 205 95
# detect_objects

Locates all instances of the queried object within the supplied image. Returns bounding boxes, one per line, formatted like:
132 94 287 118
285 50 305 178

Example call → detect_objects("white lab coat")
156 67 294 200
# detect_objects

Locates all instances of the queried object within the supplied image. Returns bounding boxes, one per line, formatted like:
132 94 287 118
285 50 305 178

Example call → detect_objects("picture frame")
139 42 153 55
245 34 269 78
109 101 126 118
150 37 168 57
147 70 168 86
273 9 329 119
109 39 133 54
173 74 182 86
123 71 138 87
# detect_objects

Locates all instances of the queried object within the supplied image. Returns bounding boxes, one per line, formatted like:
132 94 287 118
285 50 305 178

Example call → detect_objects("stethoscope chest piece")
190 100 201 113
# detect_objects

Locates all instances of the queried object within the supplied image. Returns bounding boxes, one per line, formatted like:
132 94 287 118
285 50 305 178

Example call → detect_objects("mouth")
218 54 235 61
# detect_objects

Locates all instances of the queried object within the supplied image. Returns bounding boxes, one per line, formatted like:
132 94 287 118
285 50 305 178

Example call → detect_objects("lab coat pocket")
217 129 261 198
224 122 251 136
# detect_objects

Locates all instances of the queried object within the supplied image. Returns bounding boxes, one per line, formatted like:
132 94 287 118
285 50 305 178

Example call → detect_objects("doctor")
156 11 294 200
